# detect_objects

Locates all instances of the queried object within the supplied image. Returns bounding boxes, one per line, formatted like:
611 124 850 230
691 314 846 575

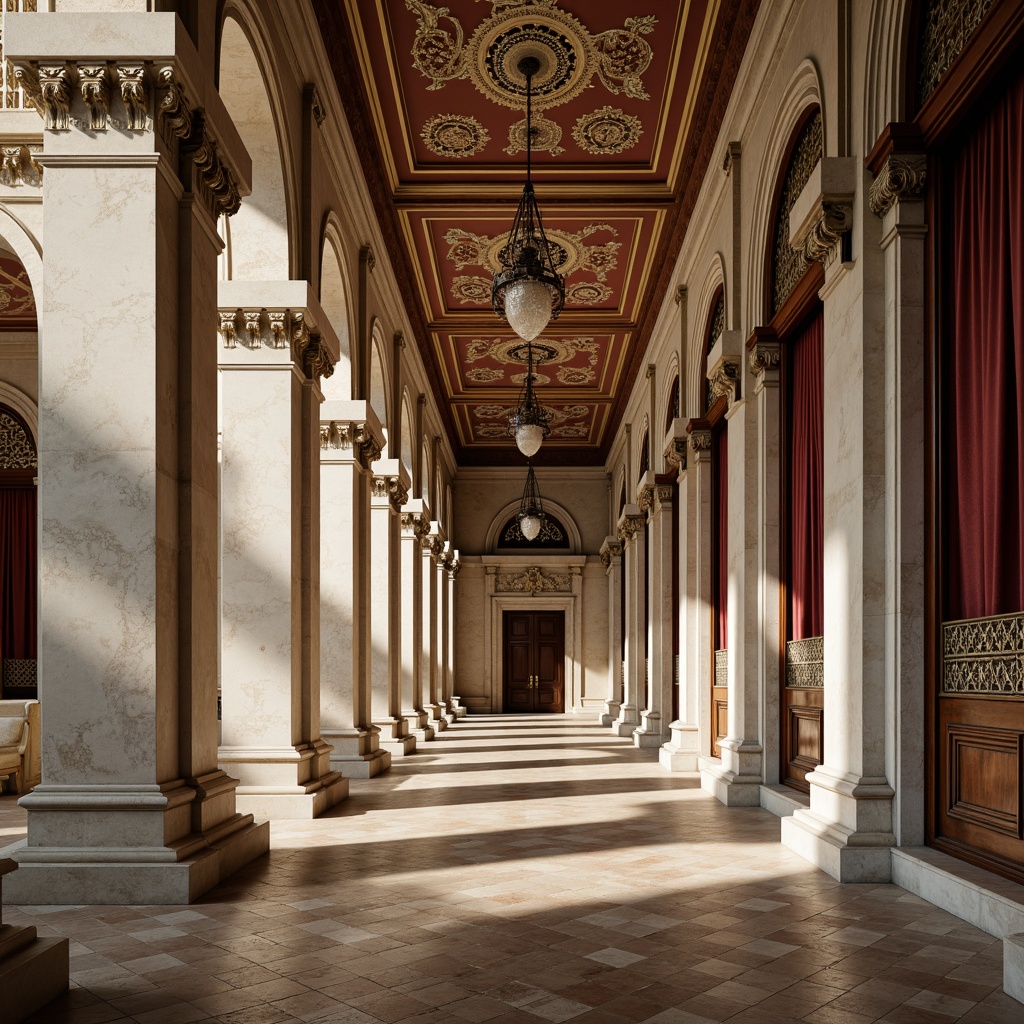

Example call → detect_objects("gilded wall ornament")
502 517 566 546
465 367 506 383
495 566 571 594
786 636 824 688
0 146 42 188
462 335 600 380
572 105 643 154
450 275 493 304
566 281 612 305
79 64 110 131
406 0 657 112
504 113 564 155
445 223 619 281
0 411 36 470
421 113 490 158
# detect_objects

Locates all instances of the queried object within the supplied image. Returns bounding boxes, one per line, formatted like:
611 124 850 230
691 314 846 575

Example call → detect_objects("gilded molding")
800 201 852 265
495 566 570 595
78 64 110 131
749 341 781 379
869 154 927 216
117 65 148 131
786 636 824 688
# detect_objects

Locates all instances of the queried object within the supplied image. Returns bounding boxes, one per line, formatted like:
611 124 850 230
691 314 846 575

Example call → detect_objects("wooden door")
781 640 824 791
503 611 564 713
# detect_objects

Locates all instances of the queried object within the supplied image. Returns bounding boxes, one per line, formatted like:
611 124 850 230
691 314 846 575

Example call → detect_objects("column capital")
599 536 623 568
790 157 858 267
616 504 646 542
706 330 743 406
747 328 781 385
400 501 430 540
687 419 713 462
868 153 927 217
663 417 688 473
371 473 409 512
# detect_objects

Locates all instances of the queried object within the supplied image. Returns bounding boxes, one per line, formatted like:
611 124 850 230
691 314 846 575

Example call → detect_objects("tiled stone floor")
2 714 1021 1023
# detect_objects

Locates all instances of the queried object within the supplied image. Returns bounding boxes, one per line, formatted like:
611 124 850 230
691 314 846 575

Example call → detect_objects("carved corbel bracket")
360 244 376 273
191 126 242 217
156 65 194 141
35 64 71 130
663 436 687 471
447 556 461 581
242 310 262 350
267 311 288 350
354 423 382 468
0 146 42 188
637 484 654 514
373 475 409 513
790 157 858 267
617 506 646 543
401 511 429 540
599 538 623 568
747 328 781 382
687 422 713 462
869 154 927 217
78 64 110 131
116 65 147 131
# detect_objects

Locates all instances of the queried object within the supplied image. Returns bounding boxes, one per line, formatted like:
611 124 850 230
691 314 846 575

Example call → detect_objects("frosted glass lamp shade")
520 513 542 541
503 279 553 341
514 422 545 457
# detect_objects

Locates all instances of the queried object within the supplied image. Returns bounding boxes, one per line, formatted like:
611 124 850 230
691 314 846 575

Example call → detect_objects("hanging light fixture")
507 340 555 458
518 459 546 542
492 54 565 342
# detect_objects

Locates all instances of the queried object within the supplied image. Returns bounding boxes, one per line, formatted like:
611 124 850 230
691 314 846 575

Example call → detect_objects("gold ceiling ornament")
445 224 620 281
552 424 589 438
566 280 613 305
406 0 657 111
504 113 564 156
450 274 493 303
421 112 491 157
463 335 600 371
572 105 643 155
465 367 506 383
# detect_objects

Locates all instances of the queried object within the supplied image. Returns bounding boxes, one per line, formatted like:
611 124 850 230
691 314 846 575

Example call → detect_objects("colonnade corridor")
1 716 1016 1024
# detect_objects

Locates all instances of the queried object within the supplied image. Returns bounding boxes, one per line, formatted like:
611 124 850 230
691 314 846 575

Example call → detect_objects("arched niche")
636 420 650 482
217 12 290 280
319 221 353 401
368 323 390 451
689 255 726 416
663 360 680 436
420 440 431 505
484 498 582 555
399 389 414 479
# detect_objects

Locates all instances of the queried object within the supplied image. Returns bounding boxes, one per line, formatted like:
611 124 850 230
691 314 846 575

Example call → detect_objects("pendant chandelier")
491 54 565 342
507 340 555 458
518 460 546 542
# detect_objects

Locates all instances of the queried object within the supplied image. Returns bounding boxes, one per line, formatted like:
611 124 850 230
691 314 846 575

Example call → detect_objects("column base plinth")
330 750 392 778
599 700 621 727
659 722 700 772
612 704 639 736
234 772 348 820
426 704 448 731
633 711 664 747
380 735 417 756
699 757 763 806
781 807 894 882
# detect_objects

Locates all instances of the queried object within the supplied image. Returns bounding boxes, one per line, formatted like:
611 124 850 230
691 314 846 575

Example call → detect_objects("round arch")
319 216 354 401
864 0 914 152
399 388 415 478
689 255 727 414
217 6 293 280
0 382 37 446
420 439 432 505
368 320 390 445
484 497 583 555
661 356 681 435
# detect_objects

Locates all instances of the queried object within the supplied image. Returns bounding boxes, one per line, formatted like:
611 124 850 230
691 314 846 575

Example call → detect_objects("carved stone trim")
191 126 242 217
117 65 148 131
401 511 430 539
617 512 646 542
372 474 409 512
36 63 71 130
320 420 382 469
495 566 571 595
663 436 687 470
242 310 261 350
869 154 927 217
749 340 781 379
156 65 193 141
360 244 376 273
78 64 110 131
786 635 824 688
218 310 239 349
707 361 740 403
714 648 728 686
800 201 853 265
637 483 654 513
918 0 996 103
0 146 42 188
688 428 712 454
599 538 623 568
942 612 1024 696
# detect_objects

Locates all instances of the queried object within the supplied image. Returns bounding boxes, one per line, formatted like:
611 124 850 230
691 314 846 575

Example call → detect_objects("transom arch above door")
484 498 582 554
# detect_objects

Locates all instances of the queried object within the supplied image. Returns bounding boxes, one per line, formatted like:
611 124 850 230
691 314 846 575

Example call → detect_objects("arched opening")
319 227 353 401
369 327 389 453
420 441 431 506
218 14 290 280
400 391 414 480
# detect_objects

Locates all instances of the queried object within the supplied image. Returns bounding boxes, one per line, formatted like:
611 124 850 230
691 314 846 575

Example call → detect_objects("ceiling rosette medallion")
463 336 600 386
408 0 657 108
572 106 643 155
505 113 564 155
421 113 490 157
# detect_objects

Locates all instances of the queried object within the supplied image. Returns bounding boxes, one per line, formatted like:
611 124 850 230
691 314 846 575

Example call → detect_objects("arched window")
703 287 725 413
496 512 570 551
665 373 680 434
637 429 649 481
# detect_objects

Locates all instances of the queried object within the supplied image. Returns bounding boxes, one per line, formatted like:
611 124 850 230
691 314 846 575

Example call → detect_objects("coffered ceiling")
316 0 759 465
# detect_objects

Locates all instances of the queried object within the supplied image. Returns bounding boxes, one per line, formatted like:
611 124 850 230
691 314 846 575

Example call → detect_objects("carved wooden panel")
946 723 1022 838
789 706 824 775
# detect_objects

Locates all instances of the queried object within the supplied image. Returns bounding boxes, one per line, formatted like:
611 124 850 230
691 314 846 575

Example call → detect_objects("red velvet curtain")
713 425 728 649
946 71 1024 620
0 487 37 661
788 307 824 639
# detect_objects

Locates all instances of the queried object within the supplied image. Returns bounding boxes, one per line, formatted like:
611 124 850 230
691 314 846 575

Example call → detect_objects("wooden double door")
503 610 565 713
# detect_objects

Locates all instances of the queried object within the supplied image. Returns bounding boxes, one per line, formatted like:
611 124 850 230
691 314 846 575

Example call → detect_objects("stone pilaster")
598 536 623 726
635 481 674 748
217 289 348 819
612 505 646 736
660 421 698 770
319 403 390 778
436 538 454 723
446 551 465 717
4 16 268 904
422 523 446 730
400 500 433 742
688 426 714 769
750 331 783 784
370 461 416 755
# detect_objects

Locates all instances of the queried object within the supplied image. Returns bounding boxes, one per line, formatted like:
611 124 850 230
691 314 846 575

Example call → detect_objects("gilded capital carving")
448 557 461 580
36 64 71 130
637 484 654 513
801 201 852 265
599 539 623 568
354 423 382 468
117 65 148 131
707 361 740 403
869 154 927 216
663 436 687 471
401 511 429 539
267 311 288 350
156 66 194 141
0 146 42 188
242 310 262 350
749 341 781 379
302 336 335 382
79 64 110 131
431 536 446 561
618 512 645 542
192 127 241 217
689 429 712 454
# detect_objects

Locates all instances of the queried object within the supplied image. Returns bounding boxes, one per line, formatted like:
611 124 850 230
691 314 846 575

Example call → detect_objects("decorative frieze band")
495 566 571 595
942 612 1024 696
319 420 382 469
786 635 824 688
868 154 927 217
218 307 335 381
371 474 409 512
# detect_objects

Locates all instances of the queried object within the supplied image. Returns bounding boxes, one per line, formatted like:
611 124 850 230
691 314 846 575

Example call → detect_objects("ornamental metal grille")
770 110 822 317
2 658 36 690
942 612 1024 695
786 635 824 688
714 648 728 686
0 410 35 469
499 514 568 549
918 0 996 105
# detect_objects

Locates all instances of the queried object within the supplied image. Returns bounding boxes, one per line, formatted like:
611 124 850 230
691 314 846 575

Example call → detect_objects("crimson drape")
788 307 824 639
713 425 728 650
946 71 1024 620
0 487 37 661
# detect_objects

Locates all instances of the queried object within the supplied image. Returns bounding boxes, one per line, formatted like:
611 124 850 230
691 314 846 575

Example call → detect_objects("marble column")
447 551 465 717
218 290 348 818
661 425 700 770
319 403 390 778
612 505 646 736
400 500 433 743
598 537 623 726
750 333 783 785
782 159 897 880
422 522 446 731
370 461 416 755
437 538 454 724
4 19 268 904
635 481 674 748
688 425 714 765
